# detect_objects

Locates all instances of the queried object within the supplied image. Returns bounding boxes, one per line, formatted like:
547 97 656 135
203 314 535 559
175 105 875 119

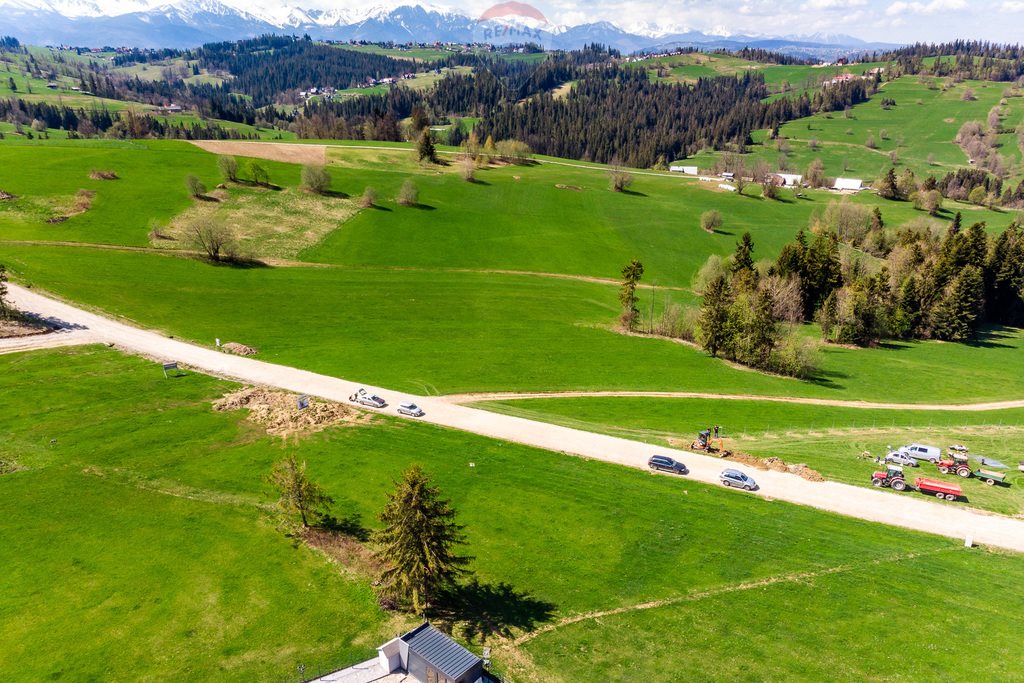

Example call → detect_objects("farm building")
833 177 864 192
774 173 803 187
314 623 489 683
669 165 699 174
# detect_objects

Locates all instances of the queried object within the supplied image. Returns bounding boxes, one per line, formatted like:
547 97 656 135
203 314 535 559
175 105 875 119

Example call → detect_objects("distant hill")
0 0 899 56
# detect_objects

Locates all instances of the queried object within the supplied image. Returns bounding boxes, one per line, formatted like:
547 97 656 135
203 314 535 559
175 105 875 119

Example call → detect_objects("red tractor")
936 451 972 478
871 465 908 491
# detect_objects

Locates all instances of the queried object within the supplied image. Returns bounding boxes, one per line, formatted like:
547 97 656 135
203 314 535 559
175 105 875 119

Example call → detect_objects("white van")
897 444 941 463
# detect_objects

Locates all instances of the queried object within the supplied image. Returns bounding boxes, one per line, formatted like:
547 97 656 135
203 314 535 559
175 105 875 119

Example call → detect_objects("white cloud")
1001 0 1024 11
886 0 966 16
801 0 867 9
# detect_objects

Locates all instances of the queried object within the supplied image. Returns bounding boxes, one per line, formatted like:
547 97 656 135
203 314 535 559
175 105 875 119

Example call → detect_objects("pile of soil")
721 451 825 482
88 169 119 180
213 386 368 437
0 190 17 201
222 342 257 356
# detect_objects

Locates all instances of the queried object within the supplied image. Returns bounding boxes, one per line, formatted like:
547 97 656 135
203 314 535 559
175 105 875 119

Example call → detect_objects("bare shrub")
300 164 331 195
188 219 234 262
458 154 476 182
217 155 238 182
185 174 206 198
397 179 418 206
359 186 378 208
700 210 722 233
653 304 699 341
608 159 634 192
691 254 727 294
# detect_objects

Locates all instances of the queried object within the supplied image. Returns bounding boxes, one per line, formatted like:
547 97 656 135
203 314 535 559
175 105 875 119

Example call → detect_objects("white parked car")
349 389 386 409
884 451 919 467
896 443 941 463
397 402 425 417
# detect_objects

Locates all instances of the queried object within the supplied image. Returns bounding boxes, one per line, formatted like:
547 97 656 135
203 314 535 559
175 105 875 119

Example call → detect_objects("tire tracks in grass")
510 548 952 648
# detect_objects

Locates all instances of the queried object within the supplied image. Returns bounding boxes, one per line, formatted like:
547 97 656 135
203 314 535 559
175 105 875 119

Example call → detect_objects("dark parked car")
648 455 688 475
720 468 758 491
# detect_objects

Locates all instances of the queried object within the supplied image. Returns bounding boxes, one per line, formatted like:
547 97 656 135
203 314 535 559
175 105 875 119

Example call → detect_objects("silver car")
397 402 425 417
884 451 919 467
720 468 757 491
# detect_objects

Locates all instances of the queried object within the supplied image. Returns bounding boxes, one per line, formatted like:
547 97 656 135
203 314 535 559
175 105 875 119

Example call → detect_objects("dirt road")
7 282 1024 553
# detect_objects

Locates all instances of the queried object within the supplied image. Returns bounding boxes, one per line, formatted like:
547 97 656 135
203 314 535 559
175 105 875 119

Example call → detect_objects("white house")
833 177 864 192
314 623 490 683
669 165 699 175
774 173 803 187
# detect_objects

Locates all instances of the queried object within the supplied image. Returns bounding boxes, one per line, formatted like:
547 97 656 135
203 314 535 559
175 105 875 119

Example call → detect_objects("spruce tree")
374 466 471 615
619 259 645 330
417 128 437 163
932 265 984 340
877 167 899 200
698 275 733 357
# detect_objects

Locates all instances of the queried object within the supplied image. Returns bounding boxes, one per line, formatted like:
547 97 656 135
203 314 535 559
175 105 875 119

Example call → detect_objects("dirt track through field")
512 548 948 645
7 281 1024 554
443 390 1024 412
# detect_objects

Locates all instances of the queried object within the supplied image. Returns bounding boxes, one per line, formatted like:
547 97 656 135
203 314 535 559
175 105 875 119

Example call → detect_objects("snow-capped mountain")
0 0 897 56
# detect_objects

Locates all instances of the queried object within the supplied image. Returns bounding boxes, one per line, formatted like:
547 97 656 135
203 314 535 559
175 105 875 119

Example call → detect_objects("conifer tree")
698 275 733 357
619 259 645 330
417 128 437 163
374 466 471 615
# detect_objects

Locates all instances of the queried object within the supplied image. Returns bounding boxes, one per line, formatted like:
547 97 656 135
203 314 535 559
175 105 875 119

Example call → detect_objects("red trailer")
915 477 962 501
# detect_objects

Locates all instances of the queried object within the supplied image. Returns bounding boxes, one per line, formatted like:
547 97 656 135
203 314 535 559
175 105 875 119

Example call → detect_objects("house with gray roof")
313 623 489 683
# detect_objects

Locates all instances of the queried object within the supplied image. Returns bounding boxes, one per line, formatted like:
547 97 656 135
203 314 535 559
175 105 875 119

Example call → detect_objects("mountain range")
0 0 900 57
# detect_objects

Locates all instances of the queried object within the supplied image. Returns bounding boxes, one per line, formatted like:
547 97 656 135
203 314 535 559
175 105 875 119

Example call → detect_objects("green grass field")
2 138 1023 403
688 76 1024 185
3 346 1024 682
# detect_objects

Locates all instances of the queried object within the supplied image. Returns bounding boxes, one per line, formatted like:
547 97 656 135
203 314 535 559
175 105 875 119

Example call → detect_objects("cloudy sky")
273 0 1024 42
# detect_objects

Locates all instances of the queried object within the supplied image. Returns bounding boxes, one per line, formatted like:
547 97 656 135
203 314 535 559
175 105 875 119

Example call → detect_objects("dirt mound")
793 464 826 482
555 184 583 191
222 342 257 356
0 190 17 201
89 169 119 180
721 451 825 481
213 387 368 437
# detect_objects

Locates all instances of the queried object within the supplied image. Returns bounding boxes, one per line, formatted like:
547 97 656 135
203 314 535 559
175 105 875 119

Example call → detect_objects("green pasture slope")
688 75 1024 185
2 346 1023 682
480 396 1024 515
1 138 1023 402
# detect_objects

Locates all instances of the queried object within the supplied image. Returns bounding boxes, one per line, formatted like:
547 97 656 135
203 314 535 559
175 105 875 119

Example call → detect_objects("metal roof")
402 623 481 680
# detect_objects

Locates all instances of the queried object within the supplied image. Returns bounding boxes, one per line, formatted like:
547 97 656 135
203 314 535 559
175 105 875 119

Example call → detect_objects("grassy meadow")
2 135 1023 402
3 346 1024 682
688 76 1024 185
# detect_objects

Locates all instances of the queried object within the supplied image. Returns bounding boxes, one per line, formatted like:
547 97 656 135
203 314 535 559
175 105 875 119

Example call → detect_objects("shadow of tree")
318 512 371 542
429 578 557 642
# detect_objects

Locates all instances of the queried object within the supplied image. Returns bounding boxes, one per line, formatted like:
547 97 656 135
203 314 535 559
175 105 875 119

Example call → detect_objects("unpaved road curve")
442 390 1024 412
7 282 1024 553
